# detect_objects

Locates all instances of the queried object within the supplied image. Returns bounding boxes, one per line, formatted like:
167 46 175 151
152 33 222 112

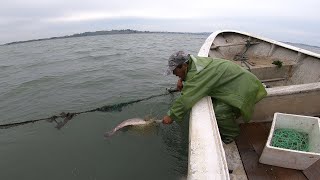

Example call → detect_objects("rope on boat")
271 128 309 152
0 88 179 129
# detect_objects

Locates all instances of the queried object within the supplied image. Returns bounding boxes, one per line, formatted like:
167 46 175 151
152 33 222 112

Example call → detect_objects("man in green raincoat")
162 51 267 143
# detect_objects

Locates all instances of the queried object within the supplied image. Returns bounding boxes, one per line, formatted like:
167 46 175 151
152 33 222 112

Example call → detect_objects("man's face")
173 64 187 80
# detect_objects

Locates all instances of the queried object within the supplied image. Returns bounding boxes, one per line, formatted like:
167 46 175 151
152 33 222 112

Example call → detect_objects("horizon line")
2 29 211 46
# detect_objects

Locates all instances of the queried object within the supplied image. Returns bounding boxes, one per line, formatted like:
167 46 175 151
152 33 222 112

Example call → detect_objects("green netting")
271 128 309 152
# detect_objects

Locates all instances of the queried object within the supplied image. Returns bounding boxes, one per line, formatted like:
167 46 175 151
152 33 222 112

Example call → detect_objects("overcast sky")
1 0 319 45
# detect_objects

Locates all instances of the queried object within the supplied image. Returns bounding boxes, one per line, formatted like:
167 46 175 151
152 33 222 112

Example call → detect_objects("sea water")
0 33 319 180
0 33 206 180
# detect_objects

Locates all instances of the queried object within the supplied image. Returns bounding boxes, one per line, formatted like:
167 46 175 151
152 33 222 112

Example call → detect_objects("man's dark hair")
176 60 189 69
176 64 183 69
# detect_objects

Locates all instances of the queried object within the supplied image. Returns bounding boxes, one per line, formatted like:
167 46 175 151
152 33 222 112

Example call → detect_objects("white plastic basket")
259 112 320 170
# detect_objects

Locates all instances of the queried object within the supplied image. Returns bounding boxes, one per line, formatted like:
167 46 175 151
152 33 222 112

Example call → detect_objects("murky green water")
0 33 207 180
1 33 319 180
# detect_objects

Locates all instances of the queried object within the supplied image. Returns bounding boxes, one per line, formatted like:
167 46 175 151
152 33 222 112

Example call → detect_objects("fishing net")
271 128 309 152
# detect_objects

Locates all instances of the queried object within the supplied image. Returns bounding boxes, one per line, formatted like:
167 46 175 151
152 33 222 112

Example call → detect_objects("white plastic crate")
259 112 320 170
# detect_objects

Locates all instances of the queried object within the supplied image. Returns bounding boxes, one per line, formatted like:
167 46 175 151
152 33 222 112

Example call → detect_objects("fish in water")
104 118 162 138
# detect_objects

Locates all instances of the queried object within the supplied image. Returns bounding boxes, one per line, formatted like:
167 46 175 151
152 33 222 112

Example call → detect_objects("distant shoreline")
2 29 210 46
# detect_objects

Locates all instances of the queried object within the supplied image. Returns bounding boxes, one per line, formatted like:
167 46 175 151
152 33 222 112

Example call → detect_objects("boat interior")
208 32 320 89
231 121 320 180
206 32 320 179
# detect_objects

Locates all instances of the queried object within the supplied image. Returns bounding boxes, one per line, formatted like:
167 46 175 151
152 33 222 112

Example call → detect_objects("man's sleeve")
167 77 211 121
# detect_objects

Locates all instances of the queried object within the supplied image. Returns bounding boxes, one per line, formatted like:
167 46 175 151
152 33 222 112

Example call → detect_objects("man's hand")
177 79 183 91
163 115 173 124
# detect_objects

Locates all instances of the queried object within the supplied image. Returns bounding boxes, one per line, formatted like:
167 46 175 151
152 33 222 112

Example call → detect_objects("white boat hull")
188 30 320 180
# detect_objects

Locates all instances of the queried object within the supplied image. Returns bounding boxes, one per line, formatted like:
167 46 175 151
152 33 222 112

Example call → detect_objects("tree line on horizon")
3 29 210 46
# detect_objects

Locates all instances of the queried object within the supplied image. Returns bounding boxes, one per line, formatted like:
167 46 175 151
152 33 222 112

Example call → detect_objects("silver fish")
104 118 162 137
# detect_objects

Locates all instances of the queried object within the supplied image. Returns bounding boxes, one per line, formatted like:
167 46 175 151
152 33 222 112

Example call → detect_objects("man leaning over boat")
162 51 267 144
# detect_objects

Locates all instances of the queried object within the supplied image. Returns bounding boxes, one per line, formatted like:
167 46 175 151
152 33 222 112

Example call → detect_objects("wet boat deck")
235 122 320 180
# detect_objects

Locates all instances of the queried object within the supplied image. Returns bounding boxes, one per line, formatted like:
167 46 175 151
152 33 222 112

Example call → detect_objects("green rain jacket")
168 55 267 122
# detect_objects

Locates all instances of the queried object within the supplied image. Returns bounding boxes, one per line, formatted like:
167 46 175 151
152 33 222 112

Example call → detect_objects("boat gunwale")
199 30 320 94
199 29 320 59
267 82 320 97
